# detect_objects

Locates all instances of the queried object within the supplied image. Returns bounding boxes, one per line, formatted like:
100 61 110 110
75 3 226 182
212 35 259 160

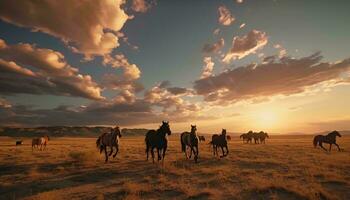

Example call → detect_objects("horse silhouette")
180 125 199 162
145 121 171 163
210 129 229 158
198 135 206 142
258 131 269 144
96 126 122 162
313 130 342 152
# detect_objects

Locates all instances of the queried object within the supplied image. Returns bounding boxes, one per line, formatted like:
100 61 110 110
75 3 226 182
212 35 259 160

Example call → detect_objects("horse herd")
94 121 344 163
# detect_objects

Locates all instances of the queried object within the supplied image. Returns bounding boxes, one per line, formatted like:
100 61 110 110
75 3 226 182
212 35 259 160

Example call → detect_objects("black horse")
145 121 172 163
210 129 229 158
180 125 199 162
313 130 342 152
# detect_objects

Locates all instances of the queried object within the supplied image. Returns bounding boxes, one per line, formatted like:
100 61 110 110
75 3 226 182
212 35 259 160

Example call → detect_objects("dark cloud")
202 38 224 54
0 39 103 100
194 52 350 104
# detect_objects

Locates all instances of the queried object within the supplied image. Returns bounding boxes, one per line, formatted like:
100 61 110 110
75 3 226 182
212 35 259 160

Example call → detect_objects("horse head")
333 130 341 137
222 129 227 135
161 121 171 135
114 126 122 137
265 132 269 138
191 125 197 134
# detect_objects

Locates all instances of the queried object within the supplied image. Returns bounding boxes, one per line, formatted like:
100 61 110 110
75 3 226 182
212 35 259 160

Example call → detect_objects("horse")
246 131 254 143
210 129 229 158
16 140 23 145
252 132 260 144
198 135 206 142
145 121 172 163
258 131 269 144
240 133 248 143
226 135 232 141
313 130 342 152
32 136 49 150
181 125 199 162
96 126 122 162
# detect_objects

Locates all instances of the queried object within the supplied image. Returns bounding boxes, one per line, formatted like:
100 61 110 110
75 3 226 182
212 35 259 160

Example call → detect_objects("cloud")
200 57 215 79
0 0 129 58
194 52 350 104
218 6 235 26
0 39 103 100
222 30 268 63
308 119 350 132
202 38 225 54
213 28 220 36
239 23 246 29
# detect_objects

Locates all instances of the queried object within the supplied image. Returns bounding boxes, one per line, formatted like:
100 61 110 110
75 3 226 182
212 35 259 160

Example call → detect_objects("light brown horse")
96 126 122 162
32 136 49 150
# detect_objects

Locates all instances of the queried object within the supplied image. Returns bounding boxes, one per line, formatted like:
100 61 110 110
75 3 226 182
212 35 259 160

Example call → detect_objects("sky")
0 0 350 134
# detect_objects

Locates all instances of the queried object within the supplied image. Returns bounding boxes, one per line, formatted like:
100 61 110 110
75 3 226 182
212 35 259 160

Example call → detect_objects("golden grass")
0 135 349 200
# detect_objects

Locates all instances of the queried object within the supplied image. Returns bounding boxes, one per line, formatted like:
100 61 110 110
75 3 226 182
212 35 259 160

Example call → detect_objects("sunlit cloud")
0 39 103 100
0 0 129 59
218 6 235 26
195 52 350 104
222 30 268 63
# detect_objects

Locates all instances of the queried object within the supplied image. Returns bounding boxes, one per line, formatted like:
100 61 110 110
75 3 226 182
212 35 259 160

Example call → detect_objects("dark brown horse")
96 126 122 162
258 131 269 144
181 125 199 162
145 121 171 163
198 135 206 142
313 130 342 152
210 129 229 158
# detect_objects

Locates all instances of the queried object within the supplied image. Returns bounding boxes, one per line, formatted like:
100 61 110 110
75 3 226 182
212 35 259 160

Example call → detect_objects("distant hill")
0 126 149 137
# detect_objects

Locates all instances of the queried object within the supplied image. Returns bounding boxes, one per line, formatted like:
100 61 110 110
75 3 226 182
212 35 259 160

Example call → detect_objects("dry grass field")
0 135 350 200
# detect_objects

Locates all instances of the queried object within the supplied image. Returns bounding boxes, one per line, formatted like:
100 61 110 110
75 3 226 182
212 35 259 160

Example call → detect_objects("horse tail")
313 136 318 147
96 136 101 148
180 133 186 152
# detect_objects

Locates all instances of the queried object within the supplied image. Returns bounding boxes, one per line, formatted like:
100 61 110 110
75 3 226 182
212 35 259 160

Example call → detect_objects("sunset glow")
0 0 350 134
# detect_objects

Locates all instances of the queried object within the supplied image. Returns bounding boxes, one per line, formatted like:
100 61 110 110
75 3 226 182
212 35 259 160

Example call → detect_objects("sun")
254 110 280 130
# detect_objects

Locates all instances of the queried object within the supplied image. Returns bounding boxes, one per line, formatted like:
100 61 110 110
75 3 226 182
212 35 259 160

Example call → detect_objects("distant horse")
145 121 172 163
252 132 260 144
181 125 199 162
240 133 248 143
32 136 49 150
210 129 229 158
16 140 23 145
258 131 269 144
313 131 342 152
246 131 254 143
96 126 122 162
198 136 206 142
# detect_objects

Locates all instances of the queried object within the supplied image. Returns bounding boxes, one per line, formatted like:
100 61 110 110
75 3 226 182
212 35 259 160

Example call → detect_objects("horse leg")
329 144 332 152
212 144 216 156
113 145 118 158
157 148 162 161
319 142 327 151
334 143 341 151
109 145 113 156
104 146 108 163
162 146 167 162
189 146 193 158
225 145 229 156
146 145 149 161
220 146 224 158
185 146 188 159
194 146 199 162
151 147 155 163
